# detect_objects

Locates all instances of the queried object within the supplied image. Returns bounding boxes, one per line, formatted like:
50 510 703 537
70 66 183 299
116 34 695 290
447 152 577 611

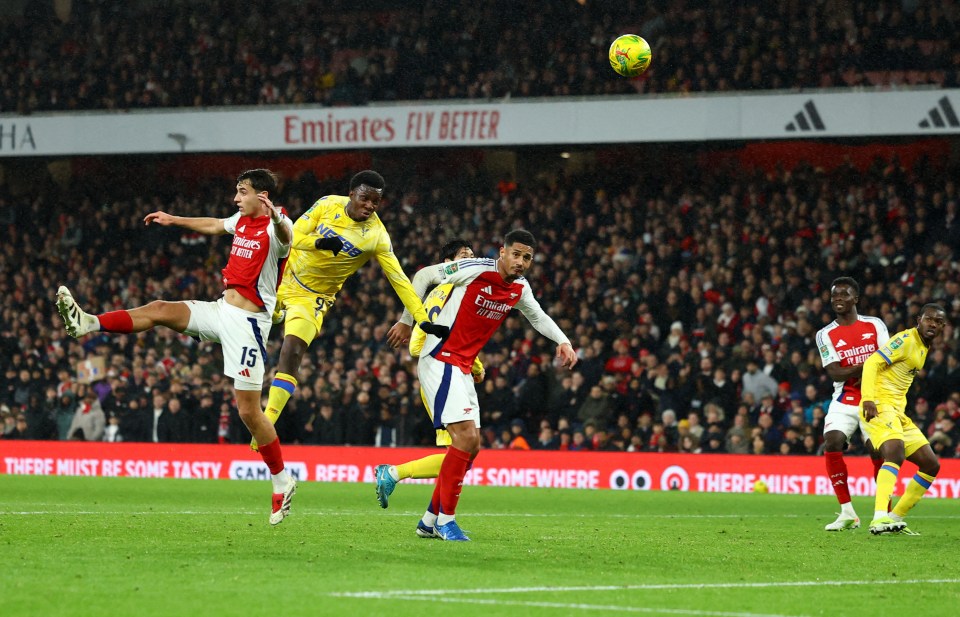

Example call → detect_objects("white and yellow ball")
608 34 652 77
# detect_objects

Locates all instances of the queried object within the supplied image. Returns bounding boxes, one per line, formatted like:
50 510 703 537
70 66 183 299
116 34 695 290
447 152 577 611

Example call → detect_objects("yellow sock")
251 373 298 450
892 471 936 518
265 372 298 424
395 453 445 480
874 462 900 514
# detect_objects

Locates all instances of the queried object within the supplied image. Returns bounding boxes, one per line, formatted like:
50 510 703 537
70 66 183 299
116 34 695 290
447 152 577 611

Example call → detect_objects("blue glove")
419 321 450 340
315 236 343 256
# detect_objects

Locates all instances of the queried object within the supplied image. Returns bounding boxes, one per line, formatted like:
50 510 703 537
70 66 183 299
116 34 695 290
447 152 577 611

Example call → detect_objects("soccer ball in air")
608 34 652 77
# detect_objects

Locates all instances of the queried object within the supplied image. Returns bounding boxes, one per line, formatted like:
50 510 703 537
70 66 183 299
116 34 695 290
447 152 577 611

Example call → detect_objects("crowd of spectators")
2 0 959 114
2 148 959 459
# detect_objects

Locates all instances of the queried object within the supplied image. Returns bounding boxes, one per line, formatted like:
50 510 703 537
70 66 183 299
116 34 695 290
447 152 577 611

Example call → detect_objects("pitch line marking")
332 578 960 598
384 595 800 617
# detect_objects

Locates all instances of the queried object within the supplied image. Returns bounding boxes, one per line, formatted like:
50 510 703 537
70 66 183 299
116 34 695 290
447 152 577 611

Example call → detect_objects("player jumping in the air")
57 169 298 525
253 170 446 451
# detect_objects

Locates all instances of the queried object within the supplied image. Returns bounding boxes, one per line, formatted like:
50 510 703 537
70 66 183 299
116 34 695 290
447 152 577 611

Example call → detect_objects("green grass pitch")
1 475 958 617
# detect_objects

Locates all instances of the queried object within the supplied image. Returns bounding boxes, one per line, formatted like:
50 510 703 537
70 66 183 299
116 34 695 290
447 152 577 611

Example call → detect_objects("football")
608 34 652 77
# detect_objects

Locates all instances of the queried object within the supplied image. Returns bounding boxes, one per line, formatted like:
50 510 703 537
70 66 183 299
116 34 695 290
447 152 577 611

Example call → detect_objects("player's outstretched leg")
56 286 99 338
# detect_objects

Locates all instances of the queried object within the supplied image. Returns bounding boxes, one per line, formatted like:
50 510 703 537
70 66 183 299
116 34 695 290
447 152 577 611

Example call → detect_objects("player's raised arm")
259 194 292 246
144 211 226 235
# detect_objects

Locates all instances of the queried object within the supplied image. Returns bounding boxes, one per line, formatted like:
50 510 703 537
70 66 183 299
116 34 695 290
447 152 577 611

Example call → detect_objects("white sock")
889 512 904 522
82 312 99 335
874 510 888 520
437 513 455 526
271 469 290 493
840 502 856 517
421 511 438 527
388 466 400 481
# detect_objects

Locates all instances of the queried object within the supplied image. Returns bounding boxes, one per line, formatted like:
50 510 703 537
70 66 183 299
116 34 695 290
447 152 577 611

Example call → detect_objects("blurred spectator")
66 388 106 441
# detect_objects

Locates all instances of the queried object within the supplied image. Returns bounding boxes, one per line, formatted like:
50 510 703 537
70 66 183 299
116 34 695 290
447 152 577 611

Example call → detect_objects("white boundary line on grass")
375 595 797 617
332 579 960 616
333 578 960 597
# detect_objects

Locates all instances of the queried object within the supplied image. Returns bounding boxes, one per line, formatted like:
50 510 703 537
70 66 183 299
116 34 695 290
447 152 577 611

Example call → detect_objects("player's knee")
279 336 308 372
922 459 941 477
823 433 846 452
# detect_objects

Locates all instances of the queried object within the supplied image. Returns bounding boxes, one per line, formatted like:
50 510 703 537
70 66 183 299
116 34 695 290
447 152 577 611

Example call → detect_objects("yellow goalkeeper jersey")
409 282 483 375
283 195 427 323
860 327 928 410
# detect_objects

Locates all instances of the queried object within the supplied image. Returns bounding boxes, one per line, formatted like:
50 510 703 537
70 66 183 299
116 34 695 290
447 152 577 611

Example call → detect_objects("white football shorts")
417 354 481 429
184 298 270 391
823 400 869 441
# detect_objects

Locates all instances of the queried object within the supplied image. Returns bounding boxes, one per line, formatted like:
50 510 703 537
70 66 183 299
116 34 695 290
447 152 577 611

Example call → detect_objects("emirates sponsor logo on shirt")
839 343 877 365
474 295 512 320
230 236 263 259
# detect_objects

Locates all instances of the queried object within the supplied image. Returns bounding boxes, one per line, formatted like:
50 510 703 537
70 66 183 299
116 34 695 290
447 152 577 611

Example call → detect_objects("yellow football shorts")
860 404 929 457
276 283 333 345
420 386 452 446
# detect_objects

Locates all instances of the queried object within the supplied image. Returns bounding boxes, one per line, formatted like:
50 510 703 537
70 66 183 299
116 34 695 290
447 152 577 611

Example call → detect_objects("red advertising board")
2 441 960 497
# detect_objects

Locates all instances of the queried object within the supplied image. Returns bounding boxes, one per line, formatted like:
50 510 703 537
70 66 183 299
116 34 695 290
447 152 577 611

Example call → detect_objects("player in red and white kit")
387 229 578 541
815 277 889 531
56 169 299 525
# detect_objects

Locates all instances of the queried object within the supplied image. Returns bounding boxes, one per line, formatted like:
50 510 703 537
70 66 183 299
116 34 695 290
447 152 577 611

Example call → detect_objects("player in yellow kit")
860 303 947 535
252 170 448 450
373 239 485 508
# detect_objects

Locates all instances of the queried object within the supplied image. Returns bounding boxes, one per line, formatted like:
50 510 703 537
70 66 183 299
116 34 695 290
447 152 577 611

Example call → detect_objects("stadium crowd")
2 0 959 113
2 151 959 458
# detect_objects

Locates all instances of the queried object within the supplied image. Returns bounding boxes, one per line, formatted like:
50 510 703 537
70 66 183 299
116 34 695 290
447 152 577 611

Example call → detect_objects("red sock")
825 451 851 504
429 476 442 515
257 437 285 475
97 310 134 333
438 447 472 516
871 456 890 511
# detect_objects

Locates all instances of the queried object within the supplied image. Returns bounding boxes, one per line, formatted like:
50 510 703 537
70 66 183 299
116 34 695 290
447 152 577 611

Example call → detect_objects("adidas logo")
238 368 251 377
481 285 493 294
785 100 826 132
918 96 959 129
835 338 847 348
238 225 246 233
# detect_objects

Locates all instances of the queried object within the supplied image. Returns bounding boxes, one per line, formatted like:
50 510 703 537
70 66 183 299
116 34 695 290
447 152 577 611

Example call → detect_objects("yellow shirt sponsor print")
280 195 427 323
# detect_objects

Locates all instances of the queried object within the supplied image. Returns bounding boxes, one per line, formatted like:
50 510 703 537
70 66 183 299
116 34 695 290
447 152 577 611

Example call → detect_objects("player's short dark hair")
237 169 278 195
504 229 536 250
830 276 859 296
440 239 472 261
350 170 385 191
920 303 946 317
